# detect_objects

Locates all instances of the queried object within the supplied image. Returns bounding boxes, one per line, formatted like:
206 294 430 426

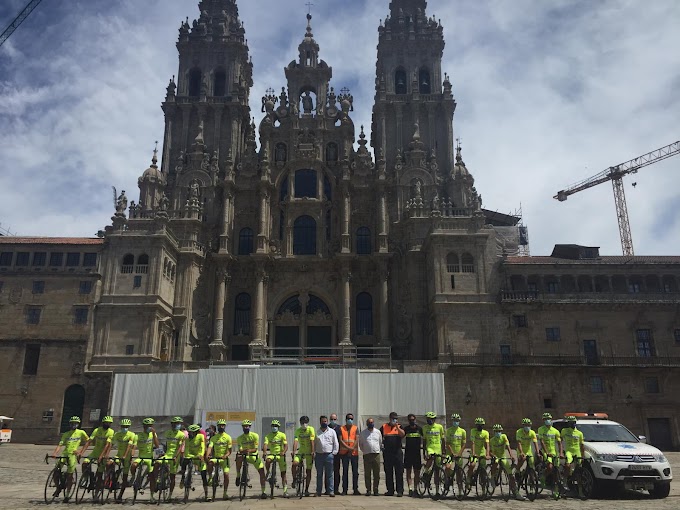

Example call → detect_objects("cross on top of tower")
306 2 314 14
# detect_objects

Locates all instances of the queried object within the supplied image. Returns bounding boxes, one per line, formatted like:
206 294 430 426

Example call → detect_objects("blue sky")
1 0 679 255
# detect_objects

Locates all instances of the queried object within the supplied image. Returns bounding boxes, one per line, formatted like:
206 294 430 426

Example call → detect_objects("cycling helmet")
542 412 553 420
474 417 486 425
492 424 503 431
299 415 309 424
69 416 81 423
216 419 227 426
242 419 252 427
451 413 461 421
566 415 577 423
521 418 532 425
171 416 183 424
271 420 281 427
425 412 436 419
120 418 132 427
102 416 114 423
142 418 155 425
188 424 201 432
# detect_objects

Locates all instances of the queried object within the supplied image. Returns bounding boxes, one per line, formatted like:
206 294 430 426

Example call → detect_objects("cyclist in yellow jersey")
80 415 115 496
516 418 538 472
421 411 445 491
537 412 562 479
110 418 136 502
444 413 466 485
292 415 315 496
158 416 186 499
467 417 490 485
181 424 209 501
489 424 526 500
206 419 232 500
235 419 267 499
51 416 89 502
561 416 585 479
131 418 159 501
264 420 289 498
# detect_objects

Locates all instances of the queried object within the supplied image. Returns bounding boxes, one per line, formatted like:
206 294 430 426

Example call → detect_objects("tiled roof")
505 256 680 265
0 237 104 246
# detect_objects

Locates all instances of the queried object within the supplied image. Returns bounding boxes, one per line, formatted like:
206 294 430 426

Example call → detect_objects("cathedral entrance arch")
60 384 85 433
273 293 334 358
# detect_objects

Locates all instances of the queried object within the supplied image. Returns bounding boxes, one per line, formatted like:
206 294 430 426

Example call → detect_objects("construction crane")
554 140 680 256
0 0 43 48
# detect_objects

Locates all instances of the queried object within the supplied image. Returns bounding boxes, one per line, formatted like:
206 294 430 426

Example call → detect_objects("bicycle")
448 455 471 501
515 454 539 501
180 457 203 504
102 457 124 503
44 454 78 504
488 456 511 502
266 454 283 499
417 453 450 499
153 457 175 505
236 452 253 501
466 455 492 501
76 458 103 504
131 458 153 505
292 453 308 499
566 457 593 500
540 454 566 500
208 456 228 501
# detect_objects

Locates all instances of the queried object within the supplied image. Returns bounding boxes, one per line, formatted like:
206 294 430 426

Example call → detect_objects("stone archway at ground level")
271 292 334 356
60 384 85 433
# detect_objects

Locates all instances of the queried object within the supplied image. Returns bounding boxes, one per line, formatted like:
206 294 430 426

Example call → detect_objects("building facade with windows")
2 0 680 449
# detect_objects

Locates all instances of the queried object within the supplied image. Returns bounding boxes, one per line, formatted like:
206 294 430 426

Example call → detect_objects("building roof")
505 255 680 265
0 237 104 246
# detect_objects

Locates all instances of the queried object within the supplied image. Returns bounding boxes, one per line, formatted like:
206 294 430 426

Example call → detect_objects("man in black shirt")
403 414 423 497
380 412 405 496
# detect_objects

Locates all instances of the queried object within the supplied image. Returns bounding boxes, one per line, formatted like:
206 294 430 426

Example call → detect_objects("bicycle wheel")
158 465 171 504
427 466 445 499
296 461 305 498
524 467 539 501
44 467 60 504
475 466 489 501
183 463 192 504
132 464 147 505
417 466 430 497
211 464 221 501
75 467 90 503
92 474 104 505
453 466 467 501
239 461 248 501
103 468 115 503
269 459 277 499
497 468 510 502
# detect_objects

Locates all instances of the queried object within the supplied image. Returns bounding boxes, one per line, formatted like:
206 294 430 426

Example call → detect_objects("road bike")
153 457 175 504
565 457 593 500
417 453 450 499
488 456 511 502
466 455 492 501
130 458 153 505
75 458 103 504
448 455 471 501
208 456 228 501
236 452 253 501
292 453 309 499
266 454 284 499
515 454 539 501
101 457 124 503
180 457 204 503
44 454 78 504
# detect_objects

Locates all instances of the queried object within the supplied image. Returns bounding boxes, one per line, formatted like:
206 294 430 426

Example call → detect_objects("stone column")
340 272 353 346
341 187 351 253
257 188 269 253
210 270 230 361
251 269 267 346
220 188 233 253
379 270 389 346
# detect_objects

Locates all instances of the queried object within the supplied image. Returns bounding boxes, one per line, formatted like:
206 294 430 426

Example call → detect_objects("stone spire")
198 0 239 20
298 13 320 67
389 0 428 17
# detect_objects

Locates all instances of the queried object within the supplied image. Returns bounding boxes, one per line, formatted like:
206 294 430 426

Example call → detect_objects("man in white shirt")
359 417 383 496
314 415 339 497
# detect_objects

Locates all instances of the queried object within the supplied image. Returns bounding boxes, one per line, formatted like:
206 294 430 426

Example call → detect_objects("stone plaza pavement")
0 444 677 509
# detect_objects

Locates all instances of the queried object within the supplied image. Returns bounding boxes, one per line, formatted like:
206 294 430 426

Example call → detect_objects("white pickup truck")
0 416 13 444
553 414 672 499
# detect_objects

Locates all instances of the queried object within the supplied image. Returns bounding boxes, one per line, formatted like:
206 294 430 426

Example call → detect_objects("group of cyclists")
48 410 585 503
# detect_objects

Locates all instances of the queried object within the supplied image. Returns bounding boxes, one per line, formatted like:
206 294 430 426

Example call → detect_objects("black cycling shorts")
403 455 422 470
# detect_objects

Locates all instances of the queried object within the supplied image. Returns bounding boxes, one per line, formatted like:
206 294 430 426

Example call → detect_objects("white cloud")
0 0 679 255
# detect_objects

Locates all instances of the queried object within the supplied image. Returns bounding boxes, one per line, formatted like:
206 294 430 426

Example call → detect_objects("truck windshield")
579 423 638 443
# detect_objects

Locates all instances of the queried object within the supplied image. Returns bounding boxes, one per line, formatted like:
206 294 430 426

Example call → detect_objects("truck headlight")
654 454 667 463
595 454 617 462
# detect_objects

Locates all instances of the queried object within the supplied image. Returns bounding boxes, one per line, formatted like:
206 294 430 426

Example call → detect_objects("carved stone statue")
302 91 314 114
275 143 287 163
190 180 200 198
414 179 422 199
432 192 440 212
201 151 210 172
116 190 128 215
158 193 170 212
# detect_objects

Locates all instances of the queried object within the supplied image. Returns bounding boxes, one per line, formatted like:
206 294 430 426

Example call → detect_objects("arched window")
419 68 431 94
323 174 332 201
462 253 475 273
275 143 287 163
356 227 372 255
326 142 339 162
136 254 149 274
293 215 317 255
233 293 251 335
356 292 373 335
446 253 460 273
295 169 317 198
238 228 254 255
278 295 302 315
213 69 227 97
307 294 331 316
279 175 289 202
325 209 332 242
188 68 202 96
395 68 407 94
122 254 134 273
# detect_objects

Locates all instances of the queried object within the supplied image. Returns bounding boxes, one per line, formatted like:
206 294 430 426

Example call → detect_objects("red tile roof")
505 256 680 265
0 237 104 246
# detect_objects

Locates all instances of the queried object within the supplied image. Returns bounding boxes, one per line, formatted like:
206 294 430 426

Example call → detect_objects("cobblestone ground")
0 445 677 509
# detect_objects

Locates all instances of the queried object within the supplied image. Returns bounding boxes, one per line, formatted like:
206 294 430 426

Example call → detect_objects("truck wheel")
580 466 597 499
649 482 670 499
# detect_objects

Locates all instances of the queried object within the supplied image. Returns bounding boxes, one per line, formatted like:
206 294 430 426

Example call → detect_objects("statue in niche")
201 152 210 172
158 193 169 212
275 143 287 163
175 151 185 174
302 91 314 114
432 192 440 212
190 180 200 198
326 143 338 162
413 179 422 199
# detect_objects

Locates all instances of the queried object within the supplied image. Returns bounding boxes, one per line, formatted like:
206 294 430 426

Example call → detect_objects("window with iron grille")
644 377 660 394
234 293 251 335
49 252 63 266
83 253 97 267
133 276 142 288
66 253 80 267
547 281 560 293
356 292 373 335
125 344 135 356
356 227 371 255
238 228 254 255
0 252 13 266
26 307 41 325
546 327 561 341
636 329 655 357
590 376 605 393
16 252 29 266
32 252 46 266
74 308 89 325
293 216 316 255
513 315 527 328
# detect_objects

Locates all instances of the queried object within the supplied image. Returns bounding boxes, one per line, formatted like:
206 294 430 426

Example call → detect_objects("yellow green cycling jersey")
294 426 315 454
59 429 89 455
135 431 156 458
490 433 510 459
89 427 114 457
422 423 445 453
208 432 232 458
515 428 538 455
445 426 466 454
185 433 205 457
237 432 260 452
537 425 561 455
470 428 490 456
163 429 185 458
112 431 136 459
561 427 584 455
264 431 287 455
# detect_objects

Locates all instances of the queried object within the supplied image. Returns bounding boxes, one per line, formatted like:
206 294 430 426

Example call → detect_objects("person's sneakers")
149 494 156 503
515 492 527 501
52 489 61 498
235 476 240 487
397 493 403 497
365 491 371 496
206 496 213 502
260 492 268 500
62 496 70 503
291 479 296 489
408 489 414 497
353 490 361 495
315 492 322 497
304 491 310 497
373 491 379 496
179 479 185 489
329 493 335 497
384 491 395 496
283 492 289 499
